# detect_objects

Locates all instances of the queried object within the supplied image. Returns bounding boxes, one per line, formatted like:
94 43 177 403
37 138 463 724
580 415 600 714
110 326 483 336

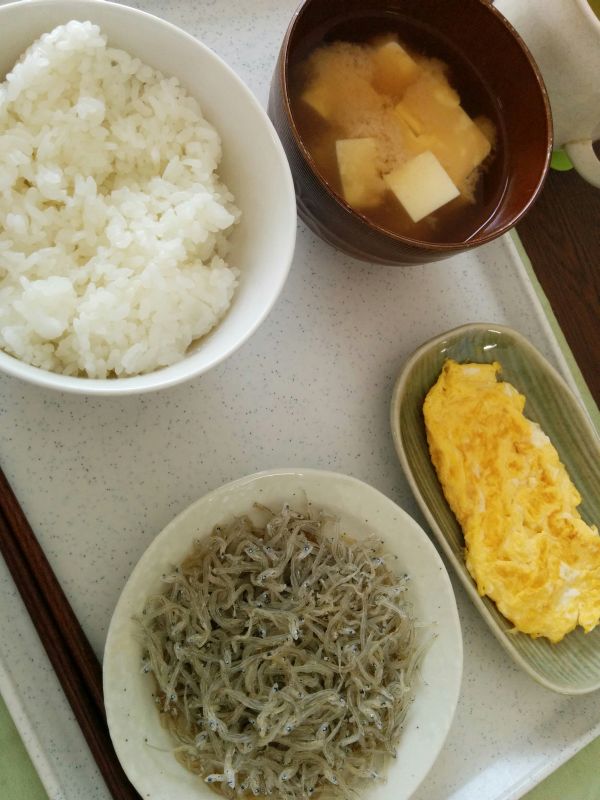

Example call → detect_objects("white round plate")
103 469 463 800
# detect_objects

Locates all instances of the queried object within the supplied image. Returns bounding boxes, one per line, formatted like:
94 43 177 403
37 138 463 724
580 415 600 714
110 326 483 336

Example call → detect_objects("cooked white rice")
0 21 240 378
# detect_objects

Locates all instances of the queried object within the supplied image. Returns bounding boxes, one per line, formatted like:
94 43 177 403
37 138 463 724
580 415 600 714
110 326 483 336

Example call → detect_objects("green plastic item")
0 696 47 800
551 149 574 172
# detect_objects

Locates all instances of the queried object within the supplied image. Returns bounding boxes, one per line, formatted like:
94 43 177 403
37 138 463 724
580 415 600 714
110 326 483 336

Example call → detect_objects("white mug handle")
564 139 600 188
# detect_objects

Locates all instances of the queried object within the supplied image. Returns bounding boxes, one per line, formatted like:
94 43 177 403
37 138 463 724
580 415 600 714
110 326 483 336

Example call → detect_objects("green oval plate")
390 322 600 694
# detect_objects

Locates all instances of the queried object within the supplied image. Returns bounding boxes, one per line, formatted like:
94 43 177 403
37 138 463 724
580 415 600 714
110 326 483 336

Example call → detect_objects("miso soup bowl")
268 0 553 265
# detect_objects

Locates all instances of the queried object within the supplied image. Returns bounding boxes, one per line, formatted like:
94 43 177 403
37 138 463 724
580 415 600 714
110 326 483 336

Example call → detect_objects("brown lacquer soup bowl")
268 0 552 265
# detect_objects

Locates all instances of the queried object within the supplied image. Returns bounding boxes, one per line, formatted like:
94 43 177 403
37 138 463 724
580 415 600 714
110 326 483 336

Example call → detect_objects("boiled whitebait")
139 504 423 798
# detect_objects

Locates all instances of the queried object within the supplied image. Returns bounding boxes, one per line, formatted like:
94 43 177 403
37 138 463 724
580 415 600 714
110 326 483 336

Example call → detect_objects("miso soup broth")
290 20 505 243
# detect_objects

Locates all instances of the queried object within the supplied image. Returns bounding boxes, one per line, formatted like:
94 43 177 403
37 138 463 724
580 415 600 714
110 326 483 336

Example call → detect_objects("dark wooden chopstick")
0 469 140 800
0 468 104 713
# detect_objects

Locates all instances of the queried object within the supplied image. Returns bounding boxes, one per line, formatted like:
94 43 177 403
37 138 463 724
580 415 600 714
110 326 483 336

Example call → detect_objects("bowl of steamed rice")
0 0 296 394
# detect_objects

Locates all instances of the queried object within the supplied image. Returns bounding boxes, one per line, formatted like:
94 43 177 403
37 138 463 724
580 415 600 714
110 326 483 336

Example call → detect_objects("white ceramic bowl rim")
0 0 296 395
103 468 463 800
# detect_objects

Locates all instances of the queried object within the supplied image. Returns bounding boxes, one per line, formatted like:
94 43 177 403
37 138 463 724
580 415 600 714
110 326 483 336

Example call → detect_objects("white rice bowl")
0 20 241 379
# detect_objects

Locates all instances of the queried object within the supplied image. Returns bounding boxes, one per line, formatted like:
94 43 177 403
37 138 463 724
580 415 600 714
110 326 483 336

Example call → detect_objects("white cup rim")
574 0 600 34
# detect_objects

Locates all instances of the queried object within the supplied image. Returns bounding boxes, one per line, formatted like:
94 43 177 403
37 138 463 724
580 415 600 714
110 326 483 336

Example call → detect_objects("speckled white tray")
0 2 599 800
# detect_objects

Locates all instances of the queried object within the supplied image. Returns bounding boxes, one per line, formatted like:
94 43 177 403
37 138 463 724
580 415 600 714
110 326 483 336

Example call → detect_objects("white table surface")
0 2 599 800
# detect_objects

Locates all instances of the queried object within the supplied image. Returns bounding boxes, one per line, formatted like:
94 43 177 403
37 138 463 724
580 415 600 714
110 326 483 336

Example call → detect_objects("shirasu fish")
139 504 424 799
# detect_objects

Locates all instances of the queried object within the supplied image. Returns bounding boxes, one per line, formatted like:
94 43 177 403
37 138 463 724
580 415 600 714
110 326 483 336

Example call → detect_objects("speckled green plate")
390 323 600 695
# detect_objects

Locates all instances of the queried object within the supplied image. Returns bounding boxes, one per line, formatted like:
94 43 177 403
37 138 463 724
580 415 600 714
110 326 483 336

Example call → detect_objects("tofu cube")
371 41 421 98
384 151 460 222
394 103 425 137
394 110 439 159
400 75 461 130
432 112 491 186
474 114 497 145
370 33 399 48
335 137 384 209
397 74 491 184
301 81 333 120
429 78 460 108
